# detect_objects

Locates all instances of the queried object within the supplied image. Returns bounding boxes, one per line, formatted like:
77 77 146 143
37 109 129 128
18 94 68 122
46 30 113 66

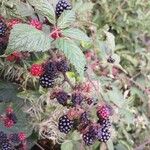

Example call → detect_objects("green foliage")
27 0 56 24
57 10 76 29
6 24 52 54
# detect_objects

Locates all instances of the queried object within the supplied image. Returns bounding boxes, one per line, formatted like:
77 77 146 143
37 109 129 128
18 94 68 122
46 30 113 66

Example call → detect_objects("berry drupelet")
58 115 74 134
55 91 69 106
39 73 55 88
0 19 7 36
55 0 72 16
71 92 84 105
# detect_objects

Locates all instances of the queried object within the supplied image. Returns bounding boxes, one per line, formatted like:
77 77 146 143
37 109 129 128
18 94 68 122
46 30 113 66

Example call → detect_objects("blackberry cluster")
55 0 72 17
107 56 115 63
39 74 55 88
55 91 69 106
71 92 84 105
58 115 74 134
0 19 7 36
57 59 69 73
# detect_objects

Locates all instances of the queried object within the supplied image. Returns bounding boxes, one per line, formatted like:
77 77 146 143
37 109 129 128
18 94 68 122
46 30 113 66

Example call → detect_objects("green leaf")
57 10 76 29
61 140 73 150
6 24 52 54
55 38 86 78
28 0 55 24
0 81 22 102
106 86 125 107
62 28 90 42
16 2 34 17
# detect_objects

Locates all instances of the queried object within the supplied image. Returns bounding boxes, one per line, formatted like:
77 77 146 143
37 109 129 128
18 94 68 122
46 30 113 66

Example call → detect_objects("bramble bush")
0 0 150 149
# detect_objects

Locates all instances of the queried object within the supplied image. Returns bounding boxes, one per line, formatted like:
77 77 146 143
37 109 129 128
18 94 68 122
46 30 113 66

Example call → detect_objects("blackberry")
55 0 72 16
9 133 20 144
0 20 7 36
1 142 12 150
6 113 18 124
98 119 111 128
58 115 74 134
107 56 115 63
82 131 96 146
45 61 58 78
56 91 69 105
0 131 8 144
39 73 55 88
56 59 69 73
97 127 111 142
71 92 84 105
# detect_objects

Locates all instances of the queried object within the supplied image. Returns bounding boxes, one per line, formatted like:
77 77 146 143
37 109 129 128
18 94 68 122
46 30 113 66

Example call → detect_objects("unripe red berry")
18 132 26 141
30 19 43 30
4 118 14 128
7 18 22 29
97 105 113 120
5 107 13 114
30 64 44 77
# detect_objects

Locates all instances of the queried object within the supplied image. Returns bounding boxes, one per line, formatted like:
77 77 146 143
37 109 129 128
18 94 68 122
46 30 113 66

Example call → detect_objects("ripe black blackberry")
97 127 111 142
71 92 84 105
1 142 12 150
58 115 74 134
56 91 69 106
6 113 18 124
39 73 55 88
82 131 96 146
0 131 8 144
56 59 69 73
55 0 72 16
107 56 115 63
45 61 58 78
9 133 20 144
0 20 7 36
